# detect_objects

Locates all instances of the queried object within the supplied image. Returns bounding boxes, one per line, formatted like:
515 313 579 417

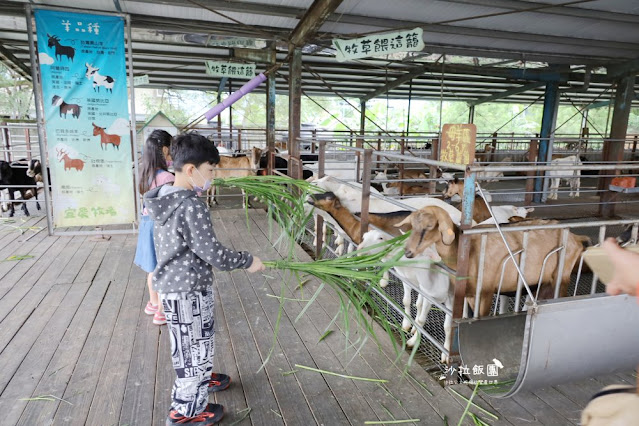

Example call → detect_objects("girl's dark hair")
171 133 219 171
139 129 172 194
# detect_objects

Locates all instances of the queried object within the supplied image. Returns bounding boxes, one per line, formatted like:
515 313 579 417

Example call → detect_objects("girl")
134 129 175 325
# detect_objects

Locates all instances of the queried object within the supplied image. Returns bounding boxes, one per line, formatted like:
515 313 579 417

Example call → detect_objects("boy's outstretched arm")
179 200 257 271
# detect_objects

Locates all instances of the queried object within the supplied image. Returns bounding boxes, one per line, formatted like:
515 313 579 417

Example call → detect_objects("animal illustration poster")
440 124 476 165
35 9 135 227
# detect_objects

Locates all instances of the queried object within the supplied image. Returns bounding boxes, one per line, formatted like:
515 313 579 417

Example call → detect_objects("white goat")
476 156 512 183
548 155 582 200
358 229 453 361
477 206 535 225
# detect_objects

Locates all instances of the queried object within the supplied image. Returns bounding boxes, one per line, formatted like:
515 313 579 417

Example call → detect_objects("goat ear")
526 207 535 213
394 213 413 228
430 208 455 245
453 177 459 184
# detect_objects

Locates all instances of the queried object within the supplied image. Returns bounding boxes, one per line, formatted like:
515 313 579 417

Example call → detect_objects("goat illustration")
46 34 75 62
56 148 84 171
51 95 81 119
85 63 115 93
92 123 121 150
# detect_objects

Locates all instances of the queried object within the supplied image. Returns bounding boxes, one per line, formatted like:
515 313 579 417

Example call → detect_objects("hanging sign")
205 61 255 78
207 37 258 48
332 28 425 62
440 124 476 165
134 74 149 86
35 9 135 227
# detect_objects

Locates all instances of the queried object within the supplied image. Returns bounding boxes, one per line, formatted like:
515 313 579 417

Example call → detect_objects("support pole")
360 149 373 241
453 169 476 321
266 65 276 175
533 81 560 203
468 105 475 124
599 75 634 217
356 101 365 180
288 47 302 179
229 80 233 149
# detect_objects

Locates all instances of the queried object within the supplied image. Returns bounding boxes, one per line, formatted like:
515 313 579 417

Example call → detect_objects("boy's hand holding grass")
247 256 266 273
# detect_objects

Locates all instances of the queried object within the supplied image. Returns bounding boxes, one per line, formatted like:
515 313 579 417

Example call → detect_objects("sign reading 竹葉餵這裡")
35 9 135 227
205 61 256 78
332 28 425 62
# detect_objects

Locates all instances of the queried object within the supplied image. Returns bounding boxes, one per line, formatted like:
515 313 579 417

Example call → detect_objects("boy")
145 133 265 425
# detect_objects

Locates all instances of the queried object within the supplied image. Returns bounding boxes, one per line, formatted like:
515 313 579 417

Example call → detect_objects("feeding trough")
456 293 639 397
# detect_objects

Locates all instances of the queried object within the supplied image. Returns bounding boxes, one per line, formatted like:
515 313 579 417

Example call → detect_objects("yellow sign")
440 124 476 165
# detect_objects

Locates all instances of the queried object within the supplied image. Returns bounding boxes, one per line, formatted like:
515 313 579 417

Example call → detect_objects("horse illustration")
51 95 81 119
92 123 121 150
85 63 115 93
46 34 75 62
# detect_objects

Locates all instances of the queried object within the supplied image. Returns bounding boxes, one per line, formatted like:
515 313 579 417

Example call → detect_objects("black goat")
0 161 40 217
257 153 315 179
27 159 51 186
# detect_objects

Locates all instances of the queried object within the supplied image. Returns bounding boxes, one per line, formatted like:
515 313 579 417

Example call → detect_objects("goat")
548 155 582 200
257 152 314 180
47 34 75 62
306 191 412 244
56 148 84 171
475 143 495 163
92 123 121 150
476 156 513 183
375 171 430 196
396 206 587 317
27 159 52 190
442 178 533 224
85 63 115 93
209 147 262 207
51 95 81 119
358 229 452 360
0 160 40 217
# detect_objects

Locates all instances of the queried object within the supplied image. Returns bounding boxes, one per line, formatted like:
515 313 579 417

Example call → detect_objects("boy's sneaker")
208 373 230 393
166 403 224 425
153 311 167 325
144 302 158 315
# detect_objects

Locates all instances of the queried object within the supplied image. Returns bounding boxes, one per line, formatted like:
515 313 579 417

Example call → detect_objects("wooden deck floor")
0 210 634 425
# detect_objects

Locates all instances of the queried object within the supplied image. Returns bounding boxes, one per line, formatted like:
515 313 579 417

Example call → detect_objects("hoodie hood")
144 185 195 225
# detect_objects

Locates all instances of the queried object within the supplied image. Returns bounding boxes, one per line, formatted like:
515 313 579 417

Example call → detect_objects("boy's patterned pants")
161 290 215 417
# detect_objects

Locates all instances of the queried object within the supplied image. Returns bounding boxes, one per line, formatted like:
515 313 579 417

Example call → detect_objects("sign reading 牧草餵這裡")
332 28 425 62
205 61 255 78
35 9 135 227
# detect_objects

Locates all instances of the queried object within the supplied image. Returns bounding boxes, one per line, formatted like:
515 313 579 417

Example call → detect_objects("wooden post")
452 169 476 322
24 128 32 162
315 141 326 259
311 129 317 153
377 131 382 151
490 132 497 162
237 128 242 151
2 126 10 162
525 139 538 205
599 74 634 217
632 135 637 161
399 132 405 196
360 149 373 241
429 137 439 194
229 80 233 150
266 63 276 176
288 47 302 179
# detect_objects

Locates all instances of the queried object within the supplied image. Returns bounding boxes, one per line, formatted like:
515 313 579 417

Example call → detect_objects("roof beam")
445 0 639 25
468 82 544 105
289 0 343 47
0 41 31 80
359 65 431 102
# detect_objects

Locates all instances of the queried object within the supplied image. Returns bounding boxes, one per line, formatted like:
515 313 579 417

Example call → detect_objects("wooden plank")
17 279 112 425
72 235 124 283
207 211 284 426
85 275 147 425
0 229 54 294
530 386 583 424
227 211 401 424
51 277 130 425
119 285 161 426
0 235 77 351
512 391 578 426
249 210 478 425
553 378 610 408
0 281 91 425
223 216 348 425
90 235 130 283
0 283 70 392
55 239 96 284
153 325 173 426
210 286 250 424
0 216 44 249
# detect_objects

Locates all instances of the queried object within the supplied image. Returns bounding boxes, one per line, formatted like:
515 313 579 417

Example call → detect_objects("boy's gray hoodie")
144 184 253 294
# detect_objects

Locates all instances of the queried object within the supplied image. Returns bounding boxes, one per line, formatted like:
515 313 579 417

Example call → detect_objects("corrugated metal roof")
0 0 638 106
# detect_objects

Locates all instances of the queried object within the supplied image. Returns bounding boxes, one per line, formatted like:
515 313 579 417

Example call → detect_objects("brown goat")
307 191 411 244
396 206 586 317
442 178 492 223
208 147 262 207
